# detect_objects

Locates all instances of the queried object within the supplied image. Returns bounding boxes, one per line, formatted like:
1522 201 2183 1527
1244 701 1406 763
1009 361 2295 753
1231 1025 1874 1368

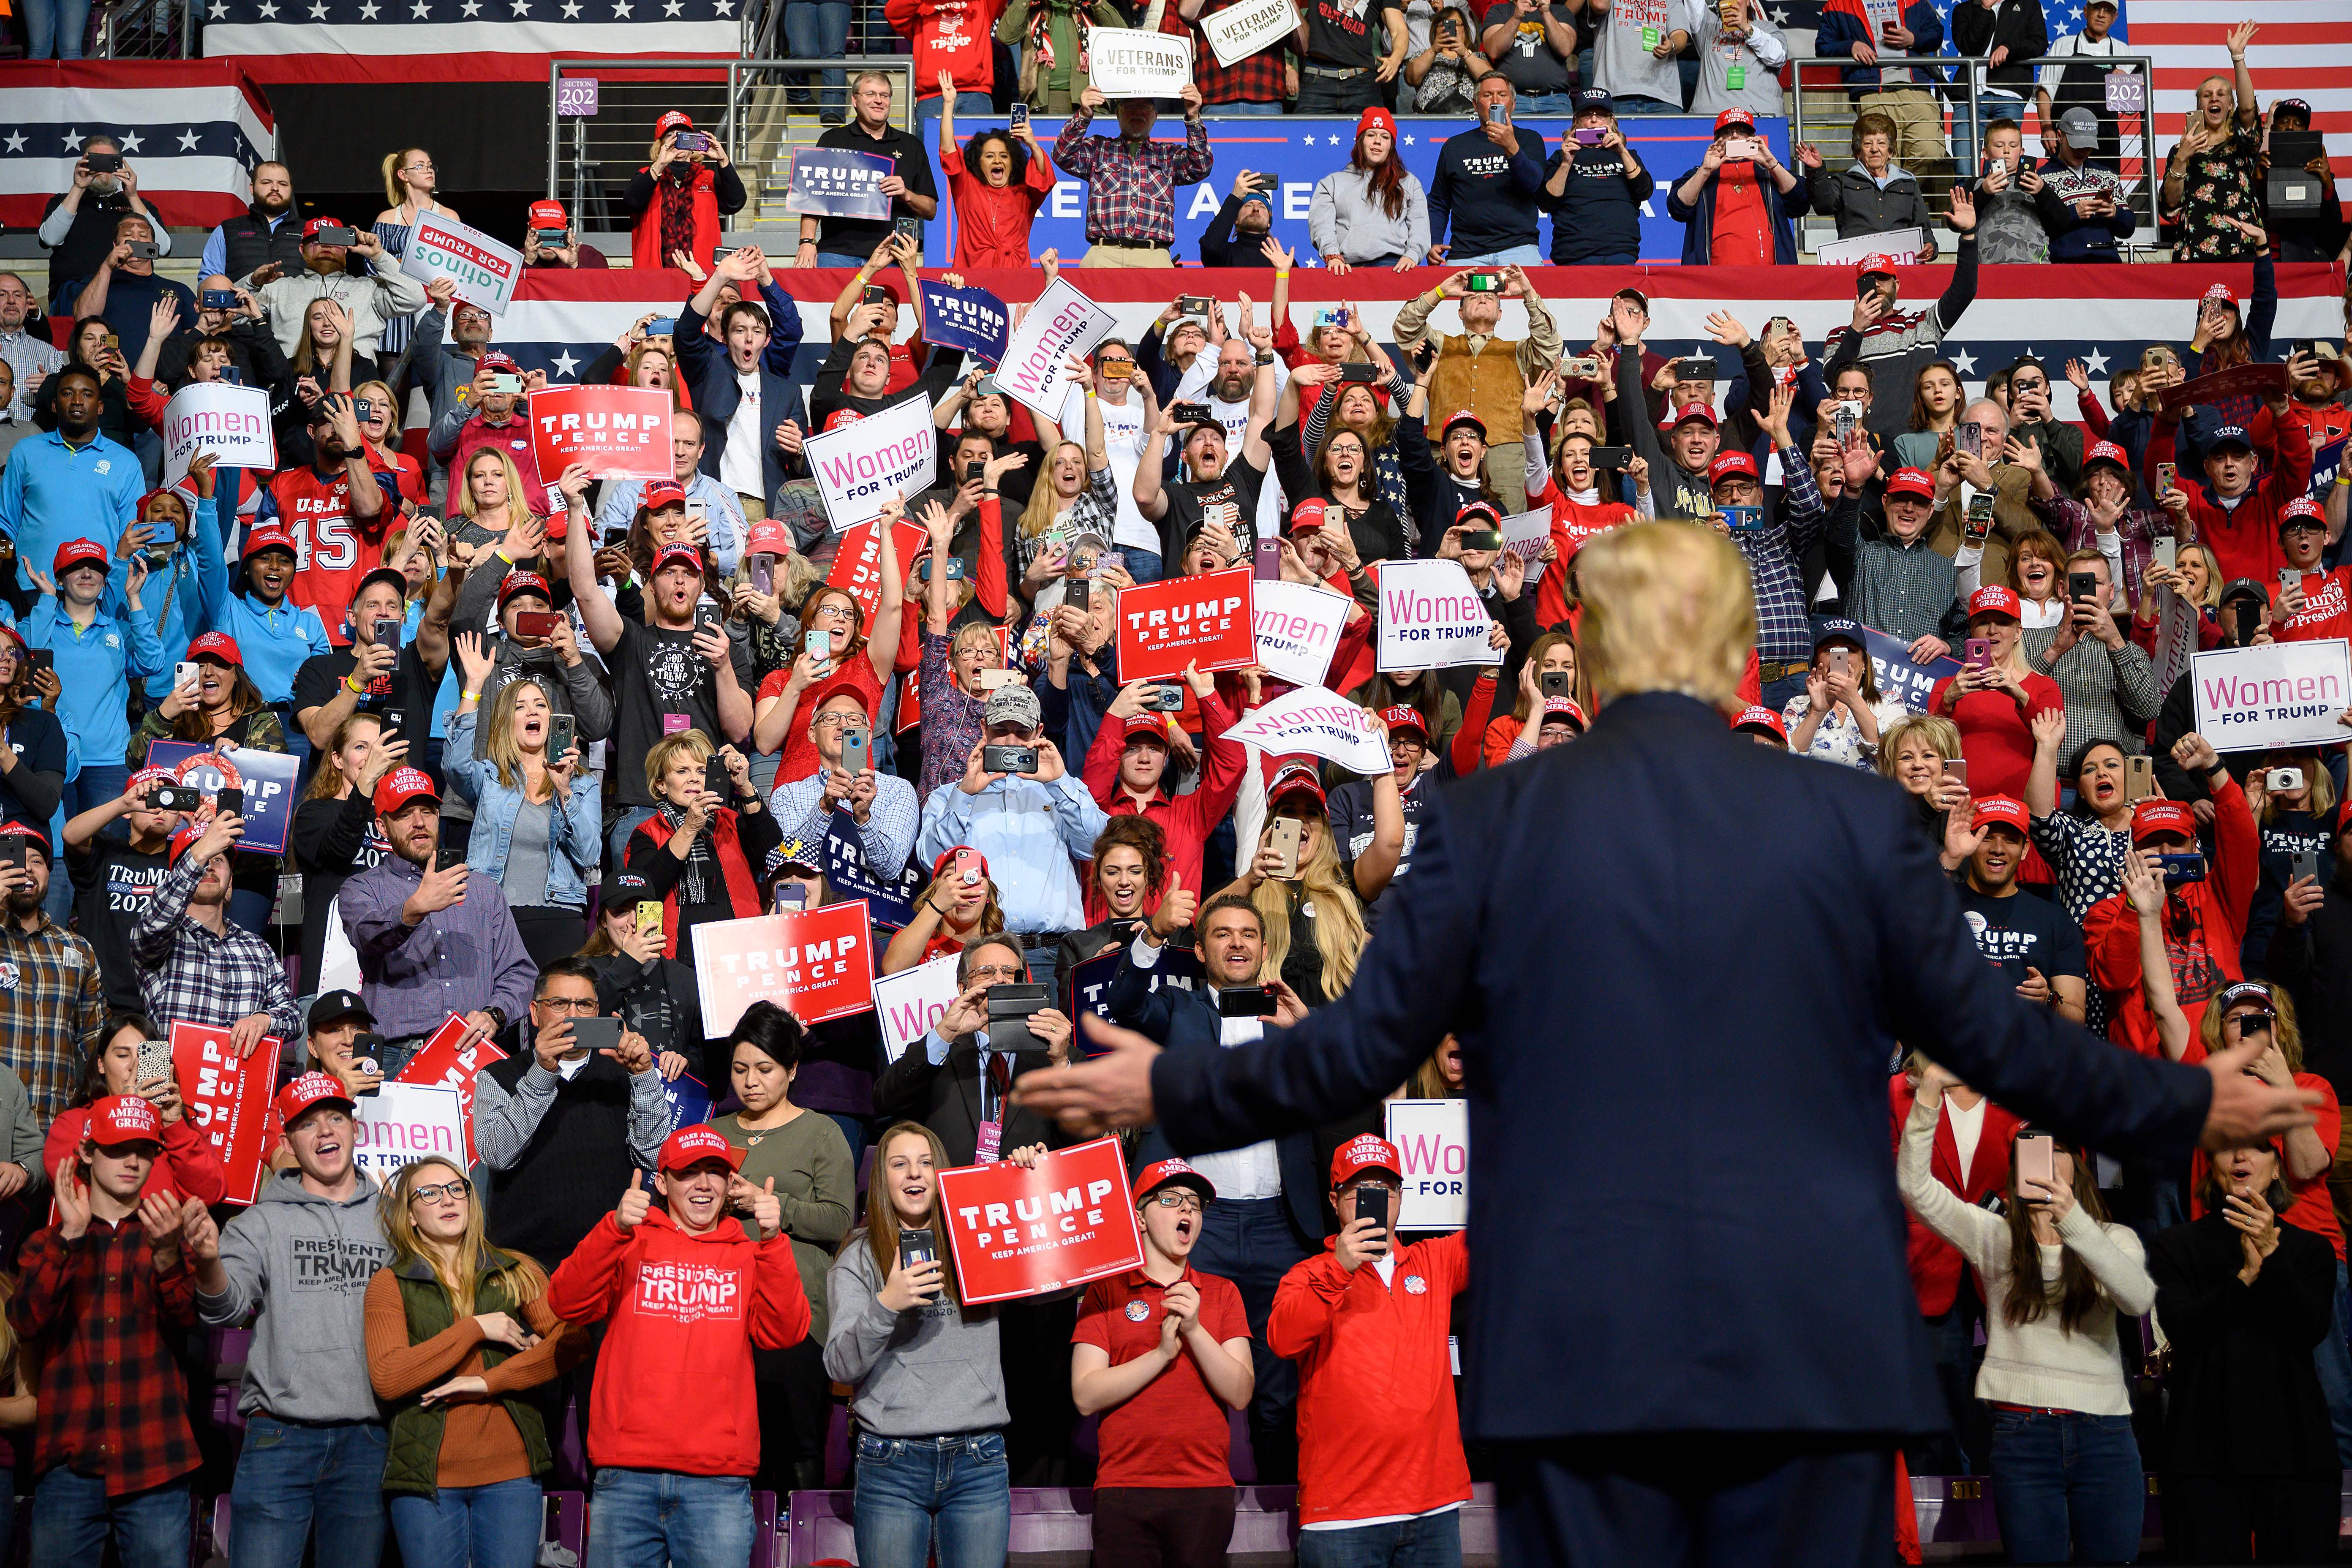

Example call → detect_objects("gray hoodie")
824 1234 1005 1439
199 1168 392 1422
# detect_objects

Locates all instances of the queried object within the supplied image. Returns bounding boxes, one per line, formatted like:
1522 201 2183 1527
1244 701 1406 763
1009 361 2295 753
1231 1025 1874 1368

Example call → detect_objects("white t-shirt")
1946 1093 1988 1183
1065 387 1155 554
721 366 764 500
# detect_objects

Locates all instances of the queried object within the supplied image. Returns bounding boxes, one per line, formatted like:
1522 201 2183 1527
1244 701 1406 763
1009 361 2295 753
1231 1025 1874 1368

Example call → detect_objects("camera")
861 284 890 306
125 241 160 262
1458 528 1503 552
2153 852 2208 887
1573 126 1606 147
1177 295 1212 316
1541 670 1570 697
201 288 240 310
1675 357 1723 382
533 229 569 248
672 131 712 152
1216 985 1279 1018
1720 505 1763 531
2266 767 2306 792
1010 102 1029 128
1464 272 1501 293
981 744 1038 775
646 317 677 337
1559 355 1604 379
1338 363 1378 384
1590 446 1633 471
985 982 1052 1053
148 785 204 813
215 787 244 818
2067 572 2099 603
84 151 125 173
1170 401 1213 426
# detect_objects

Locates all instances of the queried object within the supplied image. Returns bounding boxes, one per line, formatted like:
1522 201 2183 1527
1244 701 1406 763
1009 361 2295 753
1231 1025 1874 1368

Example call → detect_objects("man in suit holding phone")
1017 521 2317 1566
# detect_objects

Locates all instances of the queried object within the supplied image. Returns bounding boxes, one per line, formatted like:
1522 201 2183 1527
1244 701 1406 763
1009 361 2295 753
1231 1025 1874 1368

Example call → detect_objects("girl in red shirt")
1928 586 2066 803
935 95 1055 270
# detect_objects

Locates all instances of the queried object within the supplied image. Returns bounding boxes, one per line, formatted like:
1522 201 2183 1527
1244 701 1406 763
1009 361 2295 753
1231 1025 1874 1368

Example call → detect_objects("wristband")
462 690 480 702
495 549 514 565
343 674 366 694
1277 269 1291 278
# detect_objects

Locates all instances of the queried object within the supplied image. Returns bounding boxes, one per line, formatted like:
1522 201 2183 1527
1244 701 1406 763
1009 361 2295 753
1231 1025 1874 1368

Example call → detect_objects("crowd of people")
0 10 2349 1566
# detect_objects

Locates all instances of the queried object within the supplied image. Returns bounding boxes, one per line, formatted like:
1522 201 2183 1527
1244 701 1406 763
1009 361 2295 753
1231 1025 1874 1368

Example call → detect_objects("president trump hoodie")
547 1204 811 1477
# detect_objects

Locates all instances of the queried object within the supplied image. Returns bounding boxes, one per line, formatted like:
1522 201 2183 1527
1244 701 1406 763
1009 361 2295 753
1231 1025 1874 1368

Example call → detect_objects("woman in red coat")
623 112 748 272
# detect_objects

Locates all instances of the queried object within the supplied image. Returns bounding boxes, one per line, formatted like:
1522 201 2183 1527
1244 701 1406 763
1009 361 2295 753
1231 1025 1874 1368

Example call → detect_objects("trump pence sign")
936 1138 1145 1304
1116 565 1255 683
691 900 875 1034
526 386 672 482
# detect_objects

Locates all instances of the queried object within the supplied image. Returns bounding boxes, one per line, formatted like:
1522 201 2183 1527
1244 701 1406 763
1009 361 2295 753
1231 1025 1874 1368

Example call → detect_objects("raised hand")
616 1169 652 1231
753 1176 783 1239
1149 872 1196 938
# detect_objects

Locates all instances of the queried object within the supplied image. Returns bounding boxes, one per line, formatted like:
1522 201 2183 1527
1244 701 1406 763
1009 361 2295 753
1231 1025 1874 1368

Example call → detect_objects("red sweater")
545 1209 810 1477
941 146 1054 271
1080 689 1247 920
1886 1076 2023 1317
2082 772 2259 1063
2180 414 2312 588
43 1109 225 1209
1525 469 1637 630
629 166 726 272
1926 671 2065 802
1269 1231 1471 1527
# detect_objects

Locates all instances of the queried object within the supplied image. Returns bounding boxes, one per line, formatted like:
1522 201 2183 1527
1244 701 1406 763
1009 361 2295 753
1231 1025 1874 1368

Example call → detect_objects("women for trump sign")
162 383 275 485
936 1138 1144 1304
804 397 936 533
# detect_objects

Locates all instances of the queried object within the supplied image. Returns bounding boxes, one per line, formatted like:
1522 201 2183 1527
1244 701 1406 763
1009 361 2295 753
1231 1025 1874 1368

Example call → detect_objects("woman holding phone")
881 848 1007 975
827 1121 1034 1568
129 632 289 933
1891 361 1966 475
623 730 777 971
1928 587 2065 803
1897 1060 2155 1564
2132 539 2221 691
44 1012 224 1205
1222 765 1380 1007
1473 632 1585 771
1876 712 1976 862
1780 622 1907 769
1068 815 1165 958
446 642 602 967
292 710 405 991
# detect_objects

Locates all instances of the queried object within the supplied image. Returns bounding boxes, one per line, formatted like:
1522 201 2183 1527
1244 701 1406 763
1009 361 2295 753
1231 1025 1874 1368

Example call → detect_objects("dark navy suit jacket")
1149 691 2212 1443
1107 944 1326 1247
675 294 808 504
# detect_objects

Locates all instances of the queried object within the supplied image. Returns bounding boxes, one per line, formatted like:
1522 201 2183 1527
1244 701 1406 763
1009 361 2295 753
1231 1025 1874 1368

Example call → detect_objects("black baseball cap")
306 989 374 1034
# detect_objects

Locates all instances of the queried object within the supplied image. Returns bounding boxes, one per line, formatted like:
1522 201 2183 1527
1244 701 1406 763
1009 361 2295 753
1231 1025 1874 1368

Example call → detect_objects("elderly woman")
2025 438 2178 616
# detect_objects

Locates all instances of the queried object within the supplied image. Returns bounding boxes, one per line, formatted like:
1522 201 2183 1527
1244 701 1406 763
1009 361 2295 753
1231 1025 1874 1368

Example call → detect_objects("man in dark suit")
1115 887 1319 1483
1016 521 2317 1566
673 246 808 517
871 936 1073 1166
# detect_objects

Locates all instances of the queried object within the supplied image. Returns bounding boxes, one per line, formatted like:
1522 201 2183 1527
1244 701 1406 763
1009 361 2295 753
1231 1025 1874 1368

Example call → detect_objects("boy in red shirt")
1072 1158 1254 1567
546 1124 810 1568
2270 497 2352 645
1269 1135 1471 1565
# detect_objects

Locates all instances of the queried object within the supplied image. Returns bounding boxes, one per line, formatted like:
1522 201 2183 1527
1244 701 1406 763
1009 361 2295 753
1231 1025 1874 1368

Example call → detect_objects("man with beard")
0 366 144 597
1954 795 2086 1024
37 138 173 310
0 272 65 422
406 279 496 501
200 161 303 285
1201 178 1283 268
152 272 284 390
0 819 106 1123
264 395 392 645
428 350 548 517
1139 305 1219 405
130 810 302 1056
245 218 427 366
339 766 537 1073
1133 338 1279 566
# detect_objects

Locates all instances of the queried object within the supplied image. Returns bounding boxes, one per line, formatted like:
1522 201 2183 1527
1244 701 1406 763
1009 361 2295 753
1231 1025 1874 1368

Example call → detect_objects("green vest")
381 1250 553 1497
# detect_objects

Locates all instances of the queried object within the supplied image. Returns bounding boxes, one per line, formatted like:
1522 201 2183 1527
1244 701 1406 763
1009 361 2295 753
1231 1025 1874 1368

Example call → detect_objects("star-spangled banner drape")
0 64 274 229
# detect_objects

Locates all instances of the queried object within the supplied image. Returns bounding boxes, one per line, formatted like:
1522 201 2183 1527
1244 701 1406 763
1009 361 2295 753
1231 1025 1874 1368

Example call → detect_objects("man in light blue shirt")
594 410 745 578
0 367 143 593
916 682 1107 996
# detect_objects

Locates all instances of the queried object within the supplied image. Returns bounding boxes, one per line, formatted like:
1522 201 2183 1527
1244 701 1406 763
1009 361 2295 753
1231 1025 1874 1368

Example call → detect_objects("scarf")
656 799 719 906
658 167 700 267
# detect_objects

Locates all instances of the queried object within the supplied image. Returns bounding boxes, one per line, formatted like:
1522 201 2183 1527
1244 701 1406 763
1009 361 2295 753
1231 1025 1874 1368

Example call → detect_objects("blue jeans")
1952 90 2026 172
388 1478 543 1568
1296 1508 1462 1568
587 1469 752 1568
852 1430 1010 1568
1211 101 1284 114
22 0 94 57
607 803 656 866
30 1469 189 1568
1516 91 1583 115
917 92 996 126
1115 547 1163 585
1190 1193 1312 1483
1988 1408 2144 1565
783 1 852 118
817 250 877 269
229 1415 389 1568
1609 95 1681 114
1447 244 1544 266
2316 1258 2352 1467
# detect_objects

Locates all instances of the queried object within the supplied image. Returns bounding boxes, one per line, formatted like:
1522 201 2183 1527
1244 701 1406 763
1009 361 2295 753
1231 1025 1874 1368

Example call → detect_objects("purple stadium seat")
543 1490 587 1564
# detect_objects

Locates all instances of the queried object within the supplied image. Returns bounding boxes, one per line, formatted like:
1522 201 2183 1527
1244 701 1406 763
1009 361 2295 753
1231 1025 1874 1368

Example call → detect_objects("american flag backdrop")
199 0 737 67
0 64 275 229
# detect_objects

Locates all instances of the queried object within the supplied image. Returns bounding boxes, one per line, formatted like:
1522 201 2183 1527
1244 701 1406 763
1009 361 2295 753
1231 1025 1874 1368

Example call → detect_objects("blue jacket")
674 290 809 506
1813 0 1946 97
0 429 144 594
1107 942 1326 1246
106 490 231 701
444 710 603 908
24 569 165 770
1145 691 2213 1443
1666 163 1811 265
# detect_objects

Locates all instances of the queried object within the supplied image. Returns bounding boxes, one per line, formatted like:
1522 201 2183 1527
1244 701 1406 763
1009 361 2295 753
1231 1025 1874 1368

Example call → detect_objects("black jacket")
2147 1210 2337 1476
1949 0 2048 92
1199 195 1277 269
2265 868 2352 1100
872 1026 1064 1168
214 205 308 285
37 189 155 307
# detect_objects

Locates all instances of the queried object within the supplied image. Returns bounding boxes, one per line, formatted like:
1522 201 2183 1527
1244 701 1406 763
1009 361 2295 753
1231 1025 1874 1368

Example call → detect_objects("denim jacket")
444 710 602 907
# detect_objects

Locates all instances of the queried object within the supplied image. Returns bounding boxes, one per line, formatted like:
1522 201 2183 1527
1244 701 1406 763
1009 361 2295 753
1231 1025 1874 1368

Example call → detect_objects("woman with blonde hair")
1928 585 2065 801
624 729 778 969
1222 764 1377 1005
447 642 602 966
372 148 457 371
1013 414 1116 612
454 446 544 556
293 710 408 988
1468 629 1586 771
291 296 380 391
624 342 681 407
352 375 426 512
882 847 1007 975
826 1120 1038 1568
2132 539 2221 692
365 1156 569 1568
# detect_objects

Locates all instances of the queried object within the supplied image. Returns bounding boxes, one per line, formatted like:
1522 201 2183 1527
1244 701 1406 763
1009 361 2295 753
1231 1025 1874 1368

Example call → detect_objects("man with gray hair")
36 137 173 310
0 274 63 423
1928 396 2041 587
794 71 939 269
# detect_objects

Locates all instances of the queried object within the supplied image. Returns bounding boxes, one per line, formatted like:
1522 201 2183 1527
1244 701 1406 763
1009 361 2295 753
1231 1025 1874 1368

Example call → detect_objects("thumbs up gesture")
617 1169 652 1231
752 1176 782 1241
1149 872 1196 940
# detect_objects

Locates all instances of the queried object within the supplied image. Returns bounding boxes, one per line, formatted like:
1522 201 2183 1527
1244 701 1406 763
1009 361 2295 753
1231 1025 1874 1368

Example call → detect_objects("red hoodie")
2179 414 2313 588
546 1207 810 1477
1080 688 1247 918
1524 468 1636 630
2081 773 2259 1063
884 0 1002 98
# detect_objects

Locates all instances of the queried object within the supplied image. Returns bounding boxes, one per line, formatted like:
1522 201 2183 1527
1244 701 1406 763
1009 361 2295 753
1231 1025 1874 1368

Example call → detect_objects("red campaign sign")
2159 362 2289 415
525 385 673 481
1113 565 1256 684
935 1137 1145 1305
169 1020 278 1206
824 517 928 622
690 898 876 1034
391 1014 509 1165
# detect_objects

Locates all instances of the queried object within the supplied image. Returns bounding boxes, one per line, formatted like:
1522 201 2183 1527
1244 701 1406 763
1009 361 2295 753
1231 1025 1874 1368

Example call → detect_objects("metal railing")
95 0 196 57
1786 53 2159 255
545 57 918 238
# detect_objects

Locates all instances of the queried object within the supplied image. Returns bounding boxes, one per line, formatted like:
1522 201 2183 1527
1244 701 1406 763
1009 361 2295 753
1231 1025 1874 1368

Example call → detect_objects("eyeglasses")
537 995 600 1015
410 1178 472 1204
808 605 851 624
1150 1192 1204 1213
967 964 1024 984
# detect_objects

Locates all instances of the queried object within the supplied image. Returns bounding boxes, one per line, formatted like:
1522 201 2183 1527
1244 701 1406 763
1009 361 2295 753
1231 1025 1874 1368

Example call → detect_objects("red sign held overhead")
391 1014 510 1165
825 518 928 622
690 899 877 1034
169 1020 278 1206
525 385 673 481
1113 565 1256 684
935 1138 1145 1305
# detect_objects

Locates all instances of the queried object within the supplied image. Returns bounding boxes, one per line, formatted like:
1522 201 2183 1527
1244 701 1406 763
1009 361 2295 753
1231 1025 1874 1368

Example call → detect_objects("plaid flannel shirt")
1739 444 1828 663
131 852 300 1042
1162 0 1288 104
1053 109 1215 248
0 915 106 1125
11 1220 201 1496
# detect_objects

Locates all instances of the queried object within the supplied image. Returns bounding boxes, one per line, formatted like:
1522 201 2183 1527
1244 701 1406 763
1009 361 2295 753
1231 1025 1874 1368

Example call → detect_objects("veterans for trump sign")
1377 558 1502 672
1116 566 1255 683
400 209 525 316
691 900 875 1034
805 395 936 534
1221 684 1394 775
162 383 275 485
1087 27 1193 95
1203 0 1298 65
936 1138 1145 1305
526 386 672 481
2191 639 2352 751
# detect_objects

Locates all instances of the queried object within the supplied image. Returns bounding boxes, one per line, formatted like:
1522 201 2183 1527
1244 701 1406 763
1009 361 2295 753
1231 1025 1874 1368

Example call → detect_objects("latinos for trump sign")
785 147 895 221
144 742 300 855
1222 684 1394 775
993 278 1118 425
1116 566 1255 683
692 900 875 1034
527 386 672 482
161 383 275 486
1386 1099 1467 1231
805 395 936 534
2192 639 2352 752
1251 579 1353 689
936 1137 1145 1305
401 210 525 317
1087 27 1192 96
169 1021 278 1206
920 280 1012 366
1203 0 1298 66
352 1083 468 1182
1377 558 1501 673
